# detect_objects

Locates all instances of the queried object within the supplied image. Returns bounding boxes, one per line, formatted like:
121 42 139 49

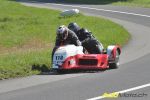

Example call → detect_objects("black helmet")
68 22 80 33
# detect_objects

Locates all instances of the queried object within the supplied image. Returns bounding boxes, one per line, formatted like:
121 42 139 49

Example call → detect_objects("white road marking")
51 3 150 18
87 83 150 100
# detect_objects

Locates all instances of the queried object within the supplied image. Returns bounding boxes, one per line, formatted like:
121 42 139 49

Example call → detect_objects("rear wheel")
109 50 120 69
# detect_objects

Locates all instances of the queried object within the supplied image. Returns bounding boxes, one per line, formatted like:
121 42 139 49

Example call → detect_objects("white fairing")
60 9 79 17
107 45 116 60
52 45 83 68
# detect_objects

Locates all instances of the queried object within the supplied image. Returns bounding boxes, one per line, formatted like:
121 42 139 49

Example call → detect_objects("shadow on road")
32 64 50 72
16 0 127 5
32 64 115 75
37 68 108 75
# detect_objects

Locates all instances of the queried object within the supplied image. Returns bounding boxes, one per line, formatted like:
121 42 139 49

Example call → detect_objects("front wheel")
56 69 69 74
109 50 120 69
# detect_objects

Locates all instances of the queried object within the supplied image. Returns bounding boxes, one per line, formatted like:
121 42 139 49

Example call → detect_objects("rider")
68 22 104 54
55 25 81 46
52 25 81 60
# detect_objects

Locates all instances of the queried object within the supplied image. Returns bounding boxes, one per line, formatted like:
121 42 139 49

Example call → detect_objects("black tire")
56 70 63 74
56 69 68 74
109 50 120 69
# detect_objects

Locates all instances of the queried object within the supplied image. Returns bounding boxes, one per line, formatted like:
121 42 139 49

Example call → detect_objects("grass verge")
61 0 150 8
0 0 130 79
0 49 51 79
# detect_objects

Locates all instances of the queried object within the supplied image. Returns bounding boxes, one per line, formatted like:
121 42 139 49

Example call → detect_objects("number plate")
53 53 66 68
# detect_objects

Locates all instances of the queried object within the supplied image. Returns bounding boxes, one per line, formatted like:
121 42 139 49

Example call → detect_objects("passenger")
68 22 104 54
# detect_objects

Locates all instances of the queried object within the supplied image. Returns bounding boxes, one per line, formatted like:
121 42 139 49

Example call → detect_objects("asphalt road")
0 0 150 100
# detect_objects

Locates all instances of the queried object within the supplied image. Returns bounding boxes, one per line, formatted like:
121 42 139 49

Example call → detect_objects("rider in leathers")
52 25 81 61
55 25 81 46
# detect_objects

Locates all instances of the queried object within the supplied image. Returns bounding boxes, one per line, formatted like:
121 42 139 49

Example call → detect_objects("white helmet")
57 25 68 40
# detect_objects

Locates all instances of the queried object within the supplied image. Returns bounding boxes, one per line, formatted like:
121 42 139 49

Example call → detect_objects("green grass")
0 49 51 79
61 0 150 8
0 0 130 79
